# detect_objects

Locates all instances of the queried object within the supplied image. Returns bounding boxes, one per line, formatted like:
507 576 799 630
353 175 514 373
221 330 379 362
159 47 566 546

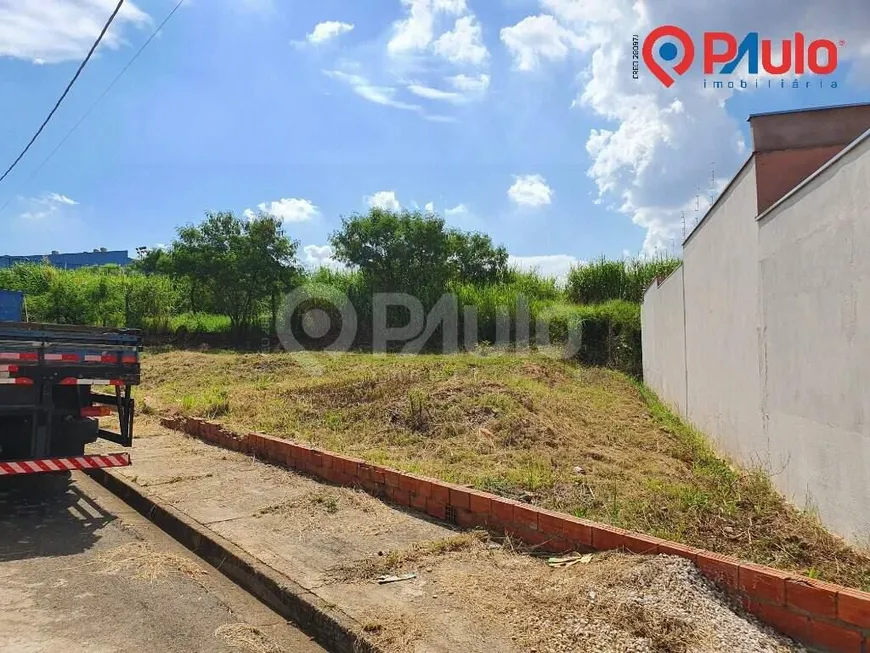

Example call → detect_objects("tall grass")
0 263 178 327
567 255 682 305
1 261 648 374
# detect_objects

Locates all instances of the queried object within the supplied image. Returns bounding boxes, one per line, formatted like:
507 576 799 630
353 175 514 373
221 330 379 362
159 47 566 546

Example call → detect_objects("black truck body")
0 310 142 475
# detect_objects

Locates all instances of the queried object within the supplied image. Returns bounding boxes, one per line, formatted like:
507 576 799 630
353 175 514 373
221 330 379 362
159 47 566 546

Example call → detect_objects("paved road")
0 471 326 653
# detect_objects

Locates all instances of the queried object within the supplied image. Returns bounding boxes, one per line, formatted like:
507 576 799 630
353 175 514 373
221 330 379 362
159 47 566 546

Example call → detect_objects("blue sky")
1 0 868 278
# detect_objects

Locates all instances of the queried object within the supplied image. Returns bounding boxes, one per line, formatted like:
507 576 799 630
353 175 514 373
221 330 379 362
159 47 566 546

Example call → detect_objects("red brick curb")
160 416 870 653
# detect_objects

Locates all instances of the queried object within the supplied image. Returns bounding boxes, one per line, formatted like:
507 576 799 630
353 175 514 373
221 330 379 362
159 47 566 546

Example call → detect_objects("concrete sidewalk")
87 419 799 653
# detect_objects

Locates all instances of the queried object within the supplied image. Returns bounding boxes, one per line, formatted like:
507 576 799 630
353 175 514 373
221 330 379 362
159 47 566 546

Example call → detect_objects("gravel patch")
335 537 803 653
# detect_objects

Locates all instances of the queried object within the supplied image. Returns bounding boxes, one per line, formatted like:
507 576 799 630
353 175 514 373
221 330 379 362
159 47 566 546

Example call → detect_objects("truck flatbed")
0 314 142 474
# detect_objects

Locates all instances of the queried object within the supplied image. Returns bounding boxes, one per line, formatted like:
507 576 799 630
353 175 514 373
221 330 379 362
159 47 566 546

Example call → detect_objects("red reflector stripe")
101 354 118 363
0 365 19 373
0 378 35 385
81 406 113 417
0 352 38 361
59 378 125 386
45 353 80 362
0 453 131 476
122 355 138 364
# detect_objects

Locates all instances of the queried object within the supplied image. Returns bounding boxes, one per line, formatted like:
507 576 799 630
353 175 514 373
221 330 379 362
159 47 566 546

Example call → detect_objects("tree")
168 211 298 335
447 230 509 285
130 248 171 275
330 208 508 301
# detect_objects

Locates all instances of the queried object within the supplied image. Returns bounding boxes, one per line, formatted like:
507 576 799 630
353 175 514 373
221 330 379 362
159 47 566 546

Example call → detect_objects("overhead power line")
24 0 187 182
0 0 186 216
0 0 127 185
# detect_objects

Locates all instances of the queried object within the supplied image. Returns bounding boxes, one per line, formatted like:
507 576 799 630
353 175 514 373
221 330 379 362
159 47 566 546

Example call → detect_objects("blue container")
0 290 24 322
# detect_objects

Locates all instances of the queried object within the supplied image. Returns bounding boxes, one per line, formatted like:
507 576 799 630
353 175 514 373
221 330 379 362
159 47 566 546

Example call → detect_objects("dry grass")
92 541 207 583
330 531 487 583
335 536 798 653
357 612 428 653
213 624 286 653
139 350 870 591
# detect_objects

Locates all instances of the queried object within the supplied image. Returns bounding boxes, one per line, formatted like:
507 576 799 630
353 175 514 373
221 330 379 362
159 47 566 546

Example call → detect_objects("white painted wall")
683 160 765 463
757 135 870 540
641 137 870 542
641 267 687 415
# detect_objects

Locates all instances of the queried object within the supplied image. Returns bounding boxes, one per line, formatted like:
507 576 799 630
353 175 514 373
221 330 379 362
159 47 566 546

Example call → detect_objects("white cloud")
500 14 585 71
19 192 79 220
367 191 401 212
510 0 870 253
509 254 582 281
44 193 77 206
508 174 553 208
424 114 460 123
0 0 150 64
388 0 488 67
448 73 490 93
306 21 354 44
424 202 435 212
444 203 468 216
324 70 422 112
433 0 467 12
243 208 256 220
433 15 488 65
388 0 438 55
253 198 320 222
541 0 623 24
303 244 345 271
325 69 462 121
407 83 465 103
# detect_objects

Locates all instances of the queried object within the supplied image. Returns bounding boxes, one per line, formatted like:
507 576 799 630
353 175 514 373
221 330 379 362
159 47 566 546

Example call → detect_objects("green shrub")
567 255 681 304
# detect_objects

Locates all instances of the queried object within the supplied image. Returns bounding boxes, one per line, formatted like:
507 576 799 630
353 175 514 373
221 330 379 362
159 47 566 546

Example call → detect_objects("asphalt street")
0 471 326 653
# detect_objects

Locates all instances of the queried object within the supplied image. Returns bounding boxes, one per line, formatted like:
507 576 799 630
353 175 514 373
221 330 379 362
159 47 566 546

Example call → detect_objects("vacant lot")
139 350 870 590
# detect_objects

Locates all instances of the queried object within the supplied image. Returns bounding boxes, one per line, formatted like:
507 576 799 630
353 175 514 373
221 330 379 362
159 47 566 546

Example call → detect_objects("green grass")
139 349 870 591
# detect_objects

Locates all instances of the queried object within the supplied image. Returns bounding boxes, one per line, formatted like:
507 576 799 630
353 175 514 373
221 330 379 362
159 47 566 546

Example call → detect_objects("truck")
0 289 141 476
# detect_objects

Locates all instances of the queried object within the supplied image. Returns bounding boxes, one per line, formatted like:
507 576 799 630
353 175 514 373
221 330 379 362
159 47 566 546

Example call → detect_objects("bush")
537 300 642 377
0 263 179 328
567 255 681 304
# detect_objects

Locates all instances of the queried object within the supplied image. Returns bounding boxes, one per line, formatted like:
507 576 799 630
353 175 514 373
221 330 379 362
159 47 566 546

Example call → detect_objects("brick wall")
755 145 846 213
160 416 870 653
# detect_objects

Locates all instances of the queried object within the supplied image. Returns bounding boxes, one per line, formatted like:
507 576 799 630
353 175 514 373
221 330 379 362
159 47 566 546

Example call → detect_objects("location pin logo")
643 26 695 87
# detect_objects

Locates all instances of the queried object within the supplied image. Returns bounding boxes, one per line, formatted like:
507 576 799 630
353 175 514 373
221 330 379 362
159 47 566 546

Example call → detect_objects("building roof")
0 250 132 269
748 101 870 121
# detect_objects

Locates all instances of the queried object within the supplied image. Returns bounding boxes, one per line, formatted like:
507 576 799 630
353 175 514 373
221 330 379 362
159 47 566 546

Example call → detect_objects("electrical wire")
0 0 127 185
0 0 186 215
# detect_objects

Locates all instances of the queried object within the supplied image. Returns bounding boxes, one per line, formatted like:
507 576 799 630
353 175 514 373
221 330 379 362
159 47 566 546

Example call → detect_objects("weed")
142 350 870 590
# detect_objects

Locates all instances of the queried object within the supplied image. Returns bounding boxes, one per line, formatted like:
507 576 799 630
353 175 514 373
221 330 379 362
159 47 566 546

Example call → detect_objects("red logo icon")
642 25 695 88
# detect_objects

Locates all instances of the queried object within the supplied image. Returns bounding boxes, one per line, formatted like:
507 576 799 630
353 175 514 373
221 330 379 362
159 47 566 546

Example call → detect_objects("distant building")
0 249 133 270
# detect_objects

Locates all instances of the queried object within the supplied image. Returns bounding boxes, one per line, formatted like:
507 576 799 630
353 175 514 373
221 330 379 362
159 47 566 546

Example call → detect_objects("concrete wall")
641 267 687 415
682 159 765 462
642 134 870 542
757 134 870 540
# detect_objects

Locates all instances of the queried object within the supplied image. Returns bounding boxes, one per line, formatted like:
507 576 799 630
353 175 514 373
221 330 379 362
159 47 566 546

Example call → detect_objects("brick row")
160 416 870 653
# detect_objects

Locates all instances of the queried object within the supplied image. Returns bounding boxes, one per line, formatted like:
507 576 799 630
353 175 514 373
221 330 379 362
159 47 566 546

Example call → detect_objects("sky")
1 0 869 279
